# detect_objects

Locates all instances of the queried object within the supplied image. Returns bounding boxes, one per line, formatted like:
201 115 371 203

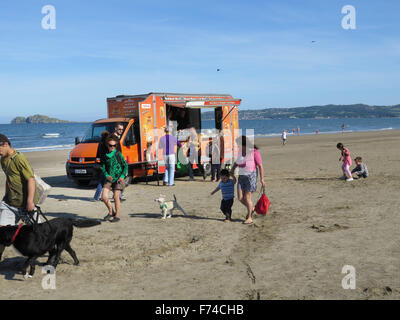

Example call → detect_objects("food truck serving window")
167 105 201 131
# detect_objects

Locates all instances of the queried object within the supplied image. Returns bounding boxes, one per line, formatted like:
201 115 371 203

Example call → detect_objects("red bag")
255 188 270 215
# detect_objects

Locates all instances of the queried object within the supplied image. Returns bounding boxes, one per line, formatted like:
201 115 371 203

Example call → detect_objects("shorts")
104 180 125 191
0 201 20 226
238 171 258 192
0 201 41 226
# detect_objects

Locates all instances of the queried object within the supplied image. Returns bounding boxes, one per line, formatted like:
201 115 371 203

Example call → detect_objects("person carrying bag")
254 186 270 215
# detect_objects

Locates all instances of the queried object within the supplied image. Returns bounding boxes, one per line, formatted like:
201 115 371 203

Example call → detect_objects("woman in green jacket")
101 135 128 222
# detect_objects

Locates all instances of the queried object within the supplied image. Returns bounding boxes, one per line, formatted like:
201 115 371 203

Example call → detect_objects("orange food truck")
66 92 241 186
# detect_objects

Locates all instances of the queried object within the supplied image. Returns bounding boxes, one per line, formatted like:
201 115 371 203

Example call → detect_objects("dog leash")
11 223 24 244
22 206 53 233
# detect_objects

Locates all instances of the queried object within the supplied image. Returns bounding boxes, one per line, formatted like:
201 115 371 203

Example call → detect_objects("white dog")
154 194 187 219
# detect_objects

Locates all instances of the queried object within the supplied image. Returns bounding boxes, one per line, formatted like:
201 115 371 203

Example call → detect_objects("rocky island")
11 114 70 124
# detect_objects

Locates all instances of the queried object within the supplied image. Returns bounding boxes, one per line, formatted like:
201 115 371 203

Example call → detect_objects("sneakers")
104 210 116 221
103 213 112 221
346 177 354 182
110 217 120 223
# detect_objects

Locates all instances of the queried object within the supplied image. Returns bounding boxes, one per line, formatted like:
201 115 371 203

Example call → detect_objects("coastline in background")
1 117 399 152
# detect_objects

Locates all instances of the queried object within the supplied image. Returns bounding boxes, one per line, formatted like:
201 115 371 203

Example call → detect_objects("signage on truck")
162 96 231 102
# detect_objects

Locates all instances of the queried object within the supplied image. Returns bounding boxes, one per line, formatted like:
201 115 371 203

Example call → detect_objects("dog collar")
11 223 24 244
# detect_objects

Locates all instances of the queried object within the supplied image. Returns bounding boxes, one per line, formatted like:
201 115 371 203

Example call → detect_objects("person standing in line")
159 127 181 186
208 134 224 182
101 135 128 222
0 134 39 261
186 126 200 181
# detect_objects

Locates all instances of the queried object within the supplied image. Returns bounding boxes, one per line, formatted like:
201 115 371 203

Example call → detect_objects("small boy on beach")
281 130 287 145
210 169 236 222
337 142 353 181
352 157 369 179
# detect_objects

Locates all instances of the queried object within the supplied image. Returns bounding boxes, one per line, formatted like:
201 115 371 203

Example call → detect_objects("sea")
0 117 399 152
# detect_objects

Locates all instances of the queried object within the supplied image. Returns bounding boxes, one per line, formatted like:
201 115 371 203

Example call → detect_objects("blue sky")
0 0 399 123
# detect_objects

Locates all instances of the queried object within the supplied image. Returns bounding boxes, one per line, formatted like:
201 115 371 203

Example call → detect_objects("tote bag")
254 187 270 215
34 174 52 204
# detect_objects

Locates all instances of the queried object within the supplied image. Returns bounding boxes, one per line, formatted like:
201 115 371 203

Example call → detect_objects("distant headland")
202 104 400 120
11 114 71 124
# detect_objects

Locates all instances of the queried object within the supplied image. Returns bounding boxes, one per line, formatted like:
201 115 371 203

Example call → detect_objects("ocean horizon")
0 117 399 152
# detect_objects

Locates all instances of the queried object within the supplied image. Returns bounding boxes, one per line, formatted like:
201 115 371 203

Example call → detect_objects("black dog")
0 218 101 278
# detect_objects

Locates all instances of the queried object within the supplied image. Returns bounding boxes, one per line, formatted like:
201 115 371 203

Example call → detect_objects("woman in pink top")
230 136 265 225
337 142 353 181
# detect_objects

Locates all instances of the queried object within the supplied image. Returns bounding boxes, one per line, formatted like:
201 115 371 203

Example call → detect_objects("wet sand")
1 129 399 299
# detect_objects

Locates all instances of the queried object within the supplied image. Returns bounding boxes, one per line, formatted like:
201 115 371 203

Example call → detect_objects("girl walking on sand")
101 135 128 222
337 142 353 181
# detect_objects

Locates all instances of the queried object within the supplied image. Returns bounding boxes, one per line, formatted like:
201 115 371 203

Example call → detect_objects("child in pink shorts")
337 142 353 181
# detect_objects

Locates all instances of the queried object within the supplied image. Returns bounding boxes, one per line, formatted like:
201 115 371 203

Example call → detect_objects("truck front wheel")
75 179 91 187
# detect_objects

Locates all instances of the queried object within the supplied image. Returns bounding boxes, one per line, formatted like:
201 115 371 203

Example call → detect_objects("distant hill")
202 104 400 120
11 114 70 124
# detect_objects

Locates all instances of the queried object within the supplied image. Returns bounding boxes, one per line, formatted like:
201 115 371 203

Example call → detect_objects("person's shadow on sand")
48 194 94 202
41 176 98 189
129 213 242 223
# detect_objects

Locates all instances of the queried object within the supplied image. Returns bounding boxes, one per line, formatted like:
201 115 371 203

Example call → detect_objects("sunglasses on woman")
108 144 117 148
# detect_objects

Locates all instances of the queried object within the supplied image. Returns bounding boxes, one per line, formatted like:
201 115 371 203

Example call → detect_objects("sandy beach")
1 130 399 300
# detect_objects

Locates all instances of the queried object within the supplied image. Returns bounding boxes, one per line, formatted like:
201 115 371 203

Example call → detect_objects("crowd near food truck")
66 92 241 186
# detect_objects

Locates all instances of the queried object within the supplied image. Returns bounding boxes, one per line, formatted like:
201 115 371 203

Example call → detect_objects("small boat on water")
42 133 60 138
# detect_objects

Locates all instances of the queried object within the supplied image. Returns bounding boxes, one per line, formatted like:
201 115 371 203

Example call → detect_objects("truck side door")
120 121 140 166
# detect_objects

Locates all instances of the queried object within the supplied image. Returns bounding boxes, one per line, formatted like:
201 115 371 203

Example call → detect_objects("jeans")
164 154 176 186
220 198 234 220
188 163 194 179
211 163 221 181
94 174 105 200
